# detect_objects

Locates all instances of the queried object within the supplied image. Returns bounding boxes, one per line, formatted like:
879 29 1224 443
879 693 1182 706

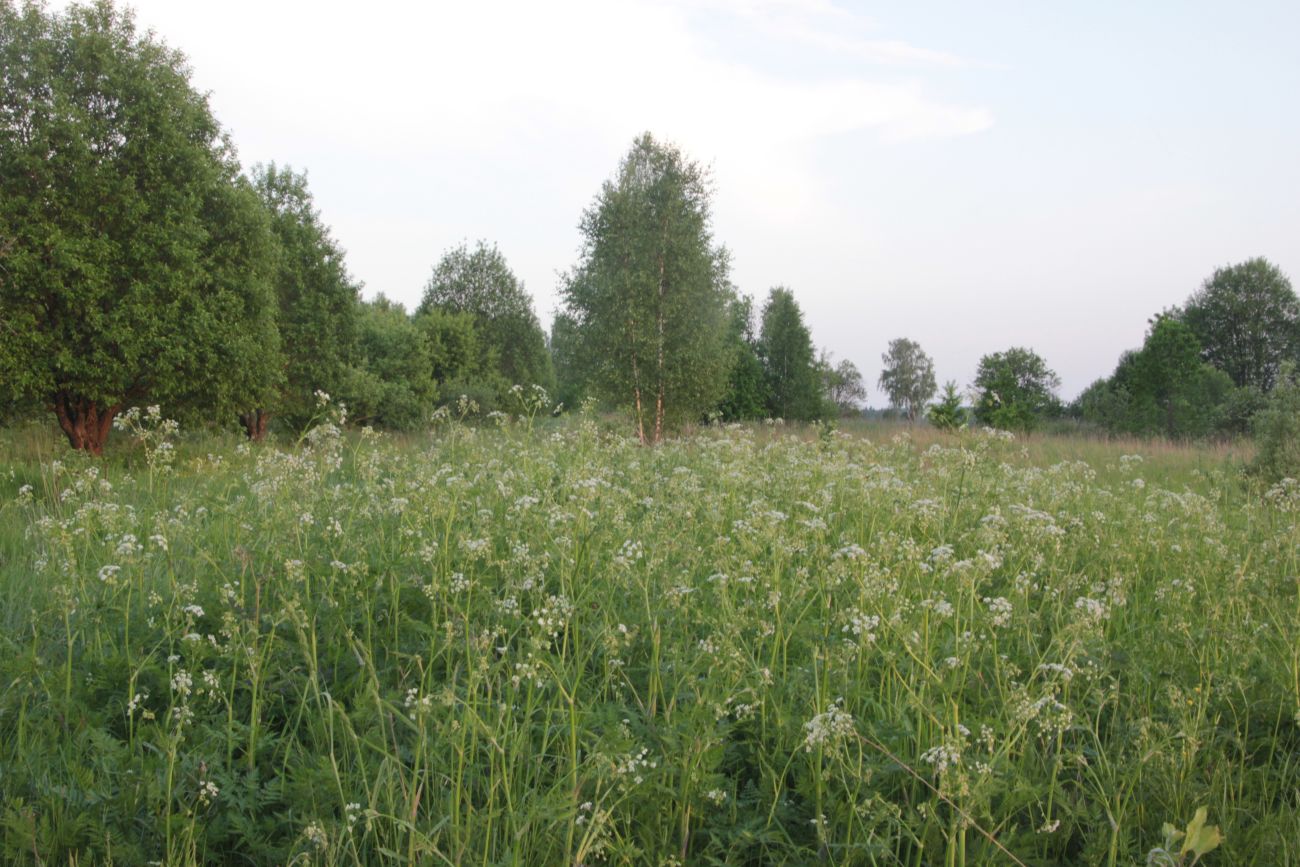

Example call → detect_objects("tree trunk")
628 310 648 445
239 408 270 441
653 227 667 445
52 392 119 456
631 364 647 446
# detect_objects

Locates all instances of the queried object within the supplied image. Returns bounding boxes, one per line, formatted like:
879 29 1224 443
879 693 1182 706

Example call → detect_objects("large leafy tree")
561 133 731 443
1182 258 1300 391
418 241 552 405
248 162 359 437
972 347 1061 431
0 0 280 453
878 338 937 422
758 287 826 421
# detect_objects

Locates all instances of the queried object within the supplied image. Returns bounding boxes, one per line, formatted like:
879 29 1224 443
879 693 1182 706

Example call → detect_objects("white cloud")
127 1 990 158
55 0 995 369
672 0 966 67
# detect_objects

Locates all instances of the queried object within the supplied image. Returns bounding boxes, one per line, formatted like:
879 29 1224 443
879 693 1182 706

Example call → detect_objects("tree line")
0 3 868 453
3 1 1297 462
1071 258 1300 440
0 1 554 451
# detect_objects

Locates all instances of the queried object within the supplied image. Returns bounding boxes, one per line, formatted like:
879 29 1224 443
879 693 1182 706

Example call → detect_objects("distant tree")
927 381 967 431
878 338 937 423
0 0 281 453
1079 317 1239 439
1182 258 1300 391
1125 314 1231 438
716 294 769 421
1250 362 1300 482
248 163 359 438
419 241 553 404
972 347 1061 431
759 287 827 421
548 310 589 411
819 351 866 416
1217 384 1268 437
340 296 435 430
1072 375 1131 433
561 133 731 443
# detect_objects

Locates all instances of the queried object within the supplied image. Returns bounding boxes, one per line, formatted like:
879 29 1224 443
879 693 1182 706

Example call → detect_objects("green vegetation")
2 10 1299 861
758 287 829 422
1183 258 1300 393
973 347 1062 432
927 381 967 431
249 163 361 437
1250 362 1300 482
0 0 279 454
418 241 554 409
560 133 733 443
879 339 938 423
0 411 1295 865
1073 259 1300 441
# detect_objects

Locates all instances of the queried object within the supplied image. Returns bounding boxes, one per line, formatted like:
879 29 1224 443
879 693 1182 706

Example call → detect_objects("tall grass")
0 408 1296 865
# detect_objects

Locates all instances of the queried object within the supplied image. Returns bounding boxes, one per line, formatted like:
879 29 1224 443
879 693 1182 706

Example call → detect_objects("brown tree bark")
628 308 648 445
239 408 270 441
51 392 120 455
631 357 647 446
654 222 667 445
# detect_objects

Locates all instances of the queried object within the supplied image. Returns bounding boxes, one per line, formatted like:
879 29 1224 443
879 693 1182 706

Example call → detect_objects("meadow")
0 403 1296 865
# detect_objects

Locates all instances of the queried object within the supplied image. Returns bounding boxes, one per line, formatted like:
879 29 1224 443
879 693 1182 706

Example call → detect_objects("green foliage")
548 310 589 411
340 296 435 430
878 338 937 422
1 421 1294 864
1183 257 1300 391
716 294 770 421
415 305 483 392
0 0 279 452
1148 807 1224 866
1125 315 1230 438
561 133 731 442
973 347 1061 431
1075 317 1241 440
251 163 359 429
759 287 828 421
819 352 867 417
927 380 967 431
1217 384 1267 437
419 241 553 406
1250 362 1300 482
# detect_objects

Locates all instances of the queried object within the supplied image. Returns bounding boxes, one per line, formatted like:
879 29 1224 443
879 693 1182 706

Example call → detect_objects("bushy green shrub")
1250 362 1300 481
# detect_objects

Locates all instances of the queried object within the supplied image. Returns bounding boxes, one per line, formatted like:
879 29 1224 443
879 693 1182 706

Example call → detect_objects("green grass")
0 410 1297 865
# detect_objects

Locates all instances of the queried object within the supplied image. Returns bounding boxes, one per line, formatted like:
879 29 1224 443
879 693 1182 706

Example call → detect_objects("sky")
67 0 1300 401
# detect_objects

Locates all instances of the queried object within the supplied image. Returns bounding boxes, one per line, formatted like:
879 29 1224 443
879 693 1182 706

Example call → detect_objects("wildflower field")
0 410 1297 866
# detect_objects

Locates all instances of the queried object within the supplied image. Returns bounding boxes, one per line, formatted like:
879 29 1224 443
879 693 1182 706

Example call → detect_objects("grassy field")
0 407 1296 865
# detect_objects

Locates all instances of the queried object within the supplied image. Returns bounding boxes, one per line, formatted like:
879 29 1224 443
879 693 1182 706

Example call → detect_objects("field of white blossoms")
0 404 1297 866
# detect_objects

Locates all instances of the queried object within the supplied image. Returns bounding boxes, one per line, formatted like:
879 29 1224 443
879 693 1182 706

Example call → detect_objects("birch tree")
878 338 937 422
561 133 730 443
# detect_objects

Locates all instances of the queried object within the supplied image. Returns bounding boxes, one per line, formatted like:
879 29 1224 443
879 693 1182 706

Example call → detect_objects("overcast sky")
77 0 1300 400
